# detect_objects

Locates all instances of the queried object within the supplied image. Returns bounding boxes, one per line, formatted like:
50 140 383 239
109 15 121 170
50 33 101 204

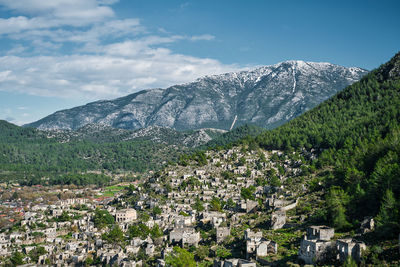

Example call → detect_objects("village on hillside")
0 146 373 266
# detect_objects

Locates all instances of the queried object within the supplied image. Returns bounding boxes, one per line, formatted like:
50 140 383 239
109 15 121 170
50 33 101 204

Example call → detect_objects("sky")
0 0 399 125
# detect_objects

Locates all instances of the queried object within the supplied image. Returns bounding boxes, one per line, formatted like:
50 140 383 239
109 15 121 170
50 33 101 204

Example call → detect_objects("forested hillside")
0 121 187 184
199 124 265 150
254 52 400 238
0 121 264 185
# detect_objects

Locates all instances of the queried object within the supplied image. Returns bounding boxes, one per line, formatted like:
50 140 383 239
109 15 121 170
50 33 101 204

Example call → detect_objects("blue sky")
0 0 399 125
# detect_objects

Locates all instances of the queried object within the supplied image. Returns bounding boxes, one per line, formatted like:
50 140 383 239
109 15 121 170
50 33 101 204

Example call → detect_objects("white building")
115 209 137 223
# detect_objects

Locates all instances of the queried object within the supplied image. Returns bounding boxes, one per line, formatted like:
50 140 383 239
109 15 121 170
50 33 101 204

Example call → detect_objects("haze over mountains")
26 60 368 131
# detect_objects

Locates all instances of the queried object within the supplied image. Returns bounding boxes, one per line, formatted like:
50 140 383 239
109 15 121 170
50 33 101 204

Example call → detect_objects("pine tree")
326 186 351 230
165 247 196 267
375 189 399 237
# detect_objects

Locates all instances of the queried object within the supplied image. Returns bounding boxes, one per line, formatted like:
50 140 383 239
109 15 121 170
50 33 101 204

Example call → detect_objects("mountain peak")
26 60 368 131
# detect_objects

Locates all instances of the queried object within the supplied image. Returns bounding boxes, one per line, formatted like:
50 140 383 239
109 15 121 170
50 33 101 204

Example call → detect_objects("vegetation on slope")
0 121 188 184
254 52 400 238
0 121 263 185
200 124 265 149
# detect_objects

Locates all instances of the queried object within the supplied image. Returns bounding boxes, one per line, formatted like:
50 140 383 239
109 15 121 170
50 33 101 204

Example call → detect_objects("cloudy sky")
0 0 399 125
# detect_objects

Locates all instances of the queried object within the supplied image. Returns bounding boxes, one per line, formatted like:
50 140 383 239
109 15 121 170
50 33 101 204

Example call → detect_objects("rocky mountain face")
44 123 226 148
26 60 368 131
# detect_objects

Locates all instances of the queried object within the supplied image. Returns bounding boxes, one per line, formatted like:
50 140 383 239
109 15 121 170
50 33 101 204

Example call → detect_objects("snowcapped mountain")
26 60 368 131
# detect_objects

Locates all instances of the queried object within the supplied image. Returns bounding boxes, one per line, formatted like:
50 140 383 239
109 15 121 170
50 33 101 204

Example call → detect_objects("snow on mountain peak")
26 60 368 131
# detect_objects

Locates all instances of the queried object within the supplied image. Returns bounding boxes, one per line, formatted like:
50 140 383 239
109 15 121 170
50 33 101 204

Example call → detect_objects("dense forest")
0 121 187 184
251 52 400 238
200 124 265 150
0 120 264 186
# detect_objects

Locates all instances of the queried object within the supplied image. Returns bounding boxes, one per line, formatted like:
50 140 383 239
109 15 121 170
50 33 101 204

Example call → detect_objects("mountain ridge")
25 60 368 131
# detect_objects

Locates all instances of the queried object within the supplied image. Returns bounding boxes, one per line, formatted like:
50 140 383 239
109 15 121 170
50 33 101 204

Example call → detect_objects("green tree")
28 246 46 263
326 186 351 230
102 225 124 246
152 206 162 216
85 256 94 266
179 211 190 217
127 223 150 239
240 186 256 200
375 189 399 237
195 152 208 166
209 197 222 212
231 153 238 161
93 209 114 229
195 245 209 261
165 247 196 267
10 251 24 266
221 171 233 180
192 197 205 212
57 211 71 222
215 246 232 259
139 212 150 222
226 198 236 209
150 224 163 239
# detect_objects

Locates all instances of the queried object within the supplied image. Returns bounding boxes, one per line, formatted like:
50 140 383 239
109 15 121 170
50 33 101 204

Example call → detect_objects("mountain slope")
254 52 400 237
26 61 367 131
0 120 262 184
45 123 226 146
0 120 188 180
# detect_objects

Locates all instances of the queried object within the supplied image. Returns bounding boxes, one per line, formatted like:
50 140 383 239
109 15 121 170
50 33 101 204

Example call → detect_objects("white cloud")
190 34 215 41
8 18 143 48
0 0 115 18
6 44 27 55
0 0 115 34
0 16 47 34
0 70 13 82
0 0 237 104
0 50 240 101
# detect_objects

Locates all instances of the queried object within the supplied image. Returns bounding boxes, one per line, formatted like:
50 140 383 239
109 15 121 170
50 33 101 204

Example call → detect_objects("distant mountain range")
26 60 368 131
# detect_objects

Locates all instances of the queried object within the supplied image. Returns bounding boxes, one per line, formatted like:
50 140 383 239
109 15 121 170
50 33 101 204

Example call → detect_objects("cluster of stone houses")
298 225 366 264
0 147 369 266
0 198 145 265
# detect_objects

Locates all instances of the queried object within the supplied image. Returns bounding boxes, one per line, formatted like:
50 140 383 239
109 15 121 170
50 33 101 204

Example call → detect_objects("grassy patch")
263 228 303 261
101 185 125 197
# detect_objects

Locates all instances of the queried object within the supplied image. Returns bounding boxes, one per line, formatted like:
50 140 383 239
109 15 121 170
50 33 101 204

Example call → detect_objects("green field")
101 185 125 197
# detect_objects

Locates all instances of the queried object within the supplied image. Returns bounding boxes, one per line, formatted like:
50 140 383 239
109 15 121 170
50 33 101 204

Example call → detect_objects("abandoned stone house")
59 198 87 207
169 227 200 247
336 238 366 263
168 171 177 177
244 229 277 259
195 170 206 176
307 225 335 241
298 226 335 264
115 208 137 223
238 200 258 213
200 211 226 224
270 210 286 230
245 200 258 213
234 166 247 175
299 237 332 264
265 196 292 210
216 227 230 243
213 258 256 267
